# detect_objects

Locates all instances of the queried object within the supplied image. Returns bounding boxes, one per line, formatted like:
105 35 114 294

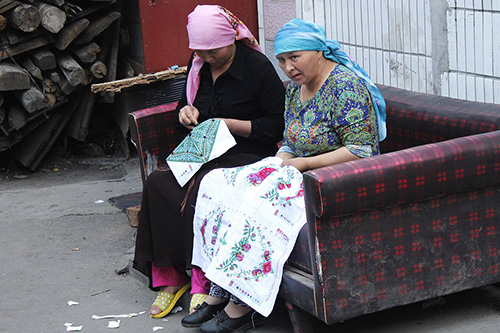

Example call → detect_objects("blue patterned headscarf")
274 18 387 141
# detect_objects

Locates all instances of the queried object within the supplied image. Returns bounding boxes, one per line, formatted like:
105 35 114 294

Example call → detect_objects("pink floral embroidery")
247 167 277 185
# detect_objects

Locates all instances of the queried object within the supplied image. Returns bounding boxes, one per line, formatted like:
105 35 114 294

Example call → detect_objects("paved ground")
0 156 499 332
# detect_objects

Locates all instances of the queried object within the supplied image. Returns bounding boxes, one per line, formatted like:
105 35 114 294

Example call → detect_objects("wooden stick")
56 52 84 86
71 42 101 63
91 67 187 93
20 57 43 80
0 63 31 91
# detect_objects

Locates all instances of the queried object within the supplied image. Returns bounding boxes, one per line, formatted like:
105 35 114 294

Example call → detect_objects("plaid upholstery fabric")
301 131 500 323
284 87 500 325
129 102 186 184
305 131 500 218
378 85 500 153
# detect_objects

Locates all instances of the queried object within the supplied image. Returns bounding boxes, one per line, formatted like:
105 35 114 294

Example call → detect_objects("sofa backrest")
379 85 500 153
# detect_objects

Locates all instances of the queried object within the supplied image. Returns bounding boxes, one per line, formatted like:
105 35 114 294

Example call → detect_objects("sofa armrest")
128 102 185 185
304 130 500 219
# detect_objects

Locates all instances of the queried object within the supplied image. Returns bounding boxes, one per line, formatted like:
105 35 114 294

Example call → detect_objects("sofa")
129 84 500 332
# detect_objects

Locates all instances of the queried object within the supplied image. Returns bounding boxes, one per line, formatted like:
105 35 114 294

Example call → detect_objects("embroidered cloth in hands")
166 119 236 187
192 157 306 316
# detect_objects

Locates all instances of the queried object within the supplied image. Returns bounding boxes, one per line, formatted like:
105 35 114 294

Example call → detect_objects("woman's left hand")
281 157 310 172
279 147 362 172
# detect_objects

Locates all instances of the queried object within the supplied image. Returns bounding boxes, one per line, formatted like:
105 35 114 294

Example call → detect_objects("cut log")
56 52 84 86
14 84 45 113
9 3 41 32
43 78 57 93
80 68 93 85
57 73 75 95
90 60 106 79
55 18 89 50
20 57 43 80
47 71 60 83
0 0 20 15
74 10 121 45
43 92 56 108
8 101 28 130
34 0 66 33
0 63 30 91
31 49 56 71
71 42 100 63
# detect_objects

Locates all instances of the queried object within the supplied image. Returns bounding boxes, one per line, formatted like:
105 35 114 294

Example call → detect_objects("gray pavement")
0 156 499 332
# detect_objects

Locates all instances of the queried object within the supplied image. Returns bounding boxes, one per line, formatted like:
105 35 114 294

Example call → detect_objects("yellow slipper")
150 282 191 319
189 293 208 314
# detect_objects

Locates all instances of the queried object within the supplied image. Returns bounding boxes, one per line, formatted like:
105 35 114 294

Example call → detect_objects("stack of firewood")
0 0 138 170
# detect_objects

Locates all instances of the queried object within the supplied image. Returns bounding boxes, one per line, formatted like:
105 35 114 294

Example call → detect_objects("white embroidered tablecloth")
192 157 306 316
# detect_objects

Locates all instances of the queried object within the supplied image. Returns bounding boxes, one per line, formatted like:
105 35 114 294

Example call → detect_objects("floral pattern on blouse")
278 64 380 158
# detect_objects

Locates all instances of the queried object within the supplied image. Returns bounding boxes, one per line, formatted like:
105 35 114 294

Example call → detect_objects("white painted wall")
259 0 500 104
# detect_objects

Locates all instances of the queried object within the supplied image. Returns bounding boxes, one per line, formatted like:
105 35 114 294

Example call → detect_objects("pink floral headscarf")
185 5 263 106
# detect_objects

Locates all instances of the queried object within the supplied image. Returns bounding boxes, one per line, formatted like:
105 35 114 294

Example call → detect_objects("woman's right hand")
179 105 200 129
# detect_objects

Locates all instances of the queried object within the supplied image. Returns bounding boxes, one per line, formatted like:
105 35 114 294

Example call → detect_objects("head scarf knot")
274 18 387 141
185 5 263 106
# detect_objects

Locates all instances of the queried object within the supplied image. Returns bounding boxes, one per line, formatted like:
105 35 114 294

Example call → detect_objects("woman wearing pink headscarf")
133 4 284 324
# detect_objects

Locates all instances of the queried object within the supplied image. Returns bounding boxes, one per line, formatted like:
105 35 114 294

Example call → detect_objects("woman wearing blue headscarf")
184 18 387 333
274 18 385 171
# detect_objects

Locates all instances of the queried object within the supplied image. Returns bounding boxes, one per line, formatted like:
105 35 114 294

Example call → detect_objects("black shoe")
181 301 229 328
199 309 264 333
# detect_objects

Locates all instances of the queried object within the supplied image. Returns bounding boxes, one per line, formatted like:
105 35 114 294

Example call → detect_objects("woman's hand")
179 106 200 129
281 157 311 172
277 152 309 172
278 147 361 172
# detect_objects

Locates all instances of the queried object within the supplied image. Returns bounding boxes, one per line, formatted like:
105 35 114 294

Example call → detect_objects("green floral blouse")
278 64 380 159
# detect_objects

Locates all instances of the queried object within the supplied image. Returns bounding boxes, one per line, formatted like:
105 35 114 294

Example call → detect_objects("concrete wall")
258 0 296 80
258 0 500 104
